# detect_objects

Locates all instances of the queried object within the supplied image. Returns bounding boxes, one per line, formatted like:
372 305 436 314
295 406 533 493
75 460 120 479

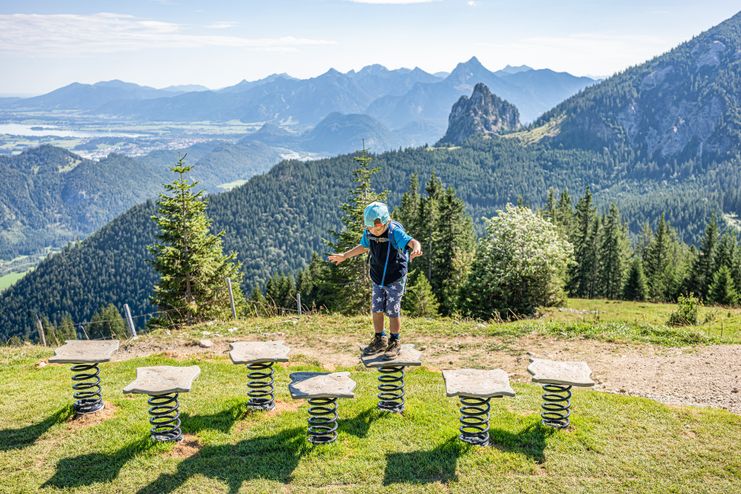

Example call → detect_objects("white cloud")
0 13 333 55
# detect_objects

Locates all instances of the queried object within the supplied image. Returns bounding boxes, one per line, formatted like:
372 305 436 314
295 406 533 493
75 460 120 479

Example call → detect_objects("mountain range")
1 60 595 144
0 12 739 340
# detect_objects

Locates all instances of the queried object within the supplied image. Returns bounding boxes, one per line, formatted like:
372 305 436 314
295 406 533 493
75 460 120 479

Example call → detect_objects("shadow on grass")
340 406 381 438
180 402 247 434
42 438 152 489
136 426 307 494
383 437 464 485
489 422 553 463
0 406 72 451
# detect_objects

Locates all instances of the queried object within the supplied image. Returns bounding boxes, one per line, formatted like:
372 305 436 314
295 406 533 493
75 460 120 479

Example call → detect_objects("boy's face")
368 220 388 237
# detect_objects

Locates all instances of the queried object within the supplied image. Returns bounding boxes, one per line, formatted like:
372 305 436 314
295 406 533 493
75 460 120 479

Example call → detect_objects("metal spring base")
71 363 103 414
148 393 182 442
307 397 338 444
459 395 491 446
246 361 275 411
541 383 572 429
377 365 405 413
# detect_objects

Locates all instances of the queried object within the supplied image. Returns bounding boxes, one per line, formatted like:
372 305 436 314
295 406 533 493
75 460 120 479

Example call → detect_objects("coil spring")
377 365 405 413
458 395 491 446
541 383 572 429
246 361 275 411
307 397 338 444
70 363 103 414
148 393 182 442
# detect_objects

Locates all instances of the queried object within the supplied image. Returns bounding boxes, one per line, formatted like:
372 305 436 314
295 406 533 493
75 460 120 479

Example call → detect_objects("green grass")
0 347 738 493
172 298 741 347
0 270 28 291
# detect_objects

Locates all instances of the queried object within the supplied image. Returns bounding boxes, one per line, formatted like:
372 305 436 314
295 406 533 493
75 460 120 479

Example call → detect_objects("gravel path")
114 333 741 414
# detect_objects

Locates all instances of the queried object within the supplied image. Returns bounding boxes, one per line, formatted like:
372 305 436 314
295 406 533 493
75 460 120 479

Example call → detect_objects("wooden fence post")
226 277 237 320
124 304 137 338
35 317 47 346
297 293 302 316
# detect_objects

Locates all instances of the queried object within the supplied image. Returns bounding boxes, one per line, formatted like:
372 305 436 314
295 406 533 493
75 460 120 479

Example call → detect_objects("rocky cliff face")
439 83 520 145
533 11 741 165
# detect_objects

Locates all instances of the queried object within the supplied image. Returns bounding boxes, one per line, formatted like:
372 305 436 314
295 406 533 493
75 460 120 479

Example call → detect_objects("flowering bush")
461 204 573 319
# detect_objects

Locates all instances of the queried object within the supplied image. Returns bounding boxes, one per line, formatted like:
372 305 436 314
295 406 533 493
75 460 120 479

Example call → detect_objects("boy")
329 202 422 359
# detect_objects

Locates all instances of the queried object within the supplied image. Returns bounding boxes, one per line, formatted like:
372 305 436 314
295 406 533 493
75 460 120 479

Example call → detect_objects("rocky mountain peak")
438 83 520 145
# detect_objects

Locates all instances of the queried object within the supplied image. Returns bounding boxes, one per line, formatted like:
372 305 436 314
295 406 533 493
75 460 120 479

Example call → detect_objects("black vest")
366 222 408 286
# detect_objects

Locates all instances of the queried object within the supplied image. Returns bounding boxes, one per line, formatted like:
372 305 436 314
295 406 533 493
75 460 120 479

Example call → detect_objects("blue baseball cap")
364 202 390 227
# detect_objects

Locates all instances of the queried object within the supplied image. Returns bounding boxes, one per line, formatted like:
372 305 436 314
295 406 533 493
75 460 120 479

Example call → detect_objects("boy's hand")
328 253 345 265
409 240 423 262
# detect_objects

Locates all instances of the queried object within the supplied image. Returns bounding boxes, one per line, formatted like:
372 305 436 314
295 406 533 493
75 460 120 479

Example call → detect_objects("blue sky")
1 0 738 95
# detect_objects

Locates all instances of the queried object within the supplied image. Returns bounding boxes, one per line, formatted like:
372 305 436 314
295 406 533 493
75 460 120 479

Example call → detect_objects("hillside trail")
113 332 741 415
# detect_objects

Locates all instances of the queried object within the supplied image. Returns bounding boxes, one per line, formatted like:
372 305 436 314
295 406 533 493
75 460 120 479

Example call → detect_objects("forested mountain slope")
527 11 740 165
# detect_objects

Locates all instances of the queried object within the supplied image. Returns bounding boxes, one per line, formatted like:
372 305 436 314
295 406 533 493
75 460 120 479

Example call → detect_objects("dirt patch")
66 402 116 428
168 434 201 458
267 399 303 416
113 333 741 415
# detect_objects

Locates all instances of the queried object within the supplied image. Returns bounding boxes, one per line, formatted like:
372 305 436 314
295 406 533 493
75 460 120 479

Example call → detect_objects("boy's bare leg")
373 312 385 333
389 316 400 335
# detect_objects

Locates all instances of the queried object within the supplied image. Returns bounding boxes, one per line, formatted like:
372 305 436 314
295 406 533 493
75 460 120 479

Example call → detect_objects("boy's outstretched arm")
408 239 423 262
328 245 368 265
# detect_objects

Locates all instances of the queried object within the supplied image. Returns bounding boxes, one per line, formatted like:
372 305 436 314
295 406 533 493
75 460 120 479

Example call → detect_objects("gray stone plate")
442 368 516 398
288 372 356 399
123 366 201 395
229 341 290 364
49 340 120 364
527 358 594 387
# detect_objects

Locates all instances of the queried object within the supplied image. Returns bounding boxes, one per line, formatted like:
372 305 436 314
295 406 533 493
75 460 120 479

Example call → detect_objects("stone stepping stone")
229 341 290 364
123 366 201 395
123 366 201 442
442 368 515 447
289 372 356 445
361 344 422 413
442 369 516 398
229 341 291 411
527 357 594 429
49 340 120 364
527 358 595 387
49 340 120 415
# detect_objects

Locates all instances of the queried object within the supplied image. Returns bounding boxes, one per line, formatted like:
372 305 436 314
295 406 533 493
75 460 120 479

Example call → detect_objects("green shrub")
667 294 701 326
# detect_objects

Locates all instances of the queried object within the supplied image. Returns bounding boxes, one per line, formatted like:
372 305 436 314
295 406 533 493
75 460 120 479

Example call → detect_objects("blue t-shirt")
359 220 414 285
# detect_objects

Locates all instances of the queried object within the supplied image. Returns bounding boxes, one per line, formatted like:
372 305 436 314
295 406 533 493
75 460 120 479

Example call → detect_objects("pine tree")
570 186 599 297
418 172 444 285
429 187 476 314
395 174 421 241
88 304 127 339
714 232 737 274
599 204 629 299
397 175 475 315
148 157 244 326
643 214 675 301
687 215 719 299
707 266 738 306
402 271 440 317
324 148 386 314
58 313 77 340
554 190 575 238
623 257 648 301
296 253 332 311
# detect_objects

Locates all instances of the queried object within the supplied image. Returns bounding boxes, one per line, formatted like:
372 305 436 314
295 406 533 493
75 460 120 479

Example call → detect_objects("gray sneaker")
383 338 401 360
362 333 388 355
